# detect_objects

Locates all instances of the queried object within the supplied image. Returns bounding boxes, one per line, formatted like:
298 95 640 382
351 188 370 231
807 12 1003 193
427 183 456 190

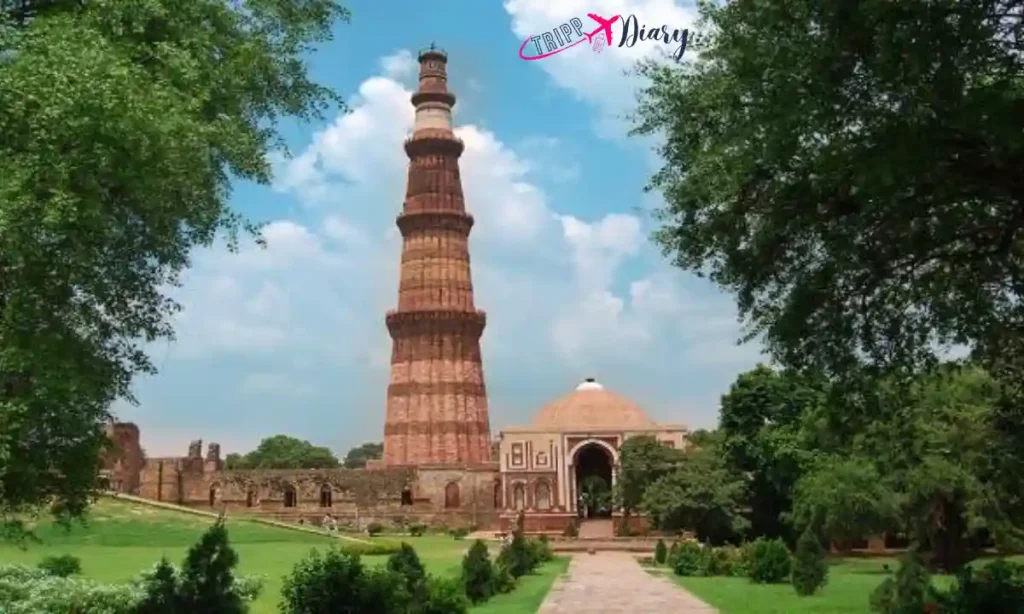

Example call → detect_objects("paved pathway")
538 552 717 613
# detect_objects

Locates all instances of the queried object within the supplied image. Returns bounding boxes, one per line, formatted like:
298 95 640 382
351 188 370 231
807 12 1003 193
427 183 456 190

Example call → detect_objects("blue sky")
115 0 766 457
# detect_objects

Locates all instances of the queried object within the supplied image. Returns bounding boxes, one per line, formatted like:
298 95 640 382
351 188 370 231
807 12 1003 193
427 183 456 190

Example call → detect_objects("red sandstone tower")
382 47 492 466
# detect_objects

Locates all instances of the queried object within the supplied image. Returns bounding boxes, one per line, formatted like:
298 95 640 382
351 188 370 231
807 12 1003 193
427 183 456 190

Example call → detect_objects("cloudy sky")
116 0 766 457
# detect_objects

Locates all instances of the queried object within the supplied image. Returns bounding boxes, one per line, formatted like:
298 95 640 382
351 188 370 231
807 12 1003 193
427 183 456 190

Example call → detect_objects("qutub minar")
101 47 700 539
383 45 493 467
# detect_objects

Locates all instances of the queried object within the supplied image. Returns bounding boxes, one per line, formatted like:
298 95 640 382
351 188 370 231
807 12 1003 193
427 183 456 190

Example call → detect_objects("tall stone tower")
382 47 492 467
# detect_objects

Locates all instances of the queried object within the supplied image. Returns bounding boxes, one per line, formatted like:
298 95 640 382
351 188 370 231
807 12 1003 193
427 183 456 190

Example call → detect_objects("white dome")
575 378 604 391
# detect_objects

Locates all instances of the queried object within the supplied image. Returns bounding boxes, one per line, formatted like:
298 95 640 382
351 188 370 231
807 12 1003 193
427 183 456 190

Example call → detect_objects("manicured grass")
661 555 1023 614
473 557 570 614
0 498 560 613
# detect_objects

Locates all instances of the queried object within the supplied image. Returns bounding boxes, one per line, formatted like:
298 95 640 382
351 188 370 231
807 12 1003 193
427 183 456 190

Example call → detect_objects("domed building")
496 378 689 533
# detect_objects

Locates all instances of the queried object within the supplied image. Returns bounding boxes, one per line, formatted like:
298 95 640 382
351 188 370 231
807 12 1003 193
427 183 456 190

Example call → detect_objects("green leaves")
228 435 340 469
635 0 1024 376
0 0 347 530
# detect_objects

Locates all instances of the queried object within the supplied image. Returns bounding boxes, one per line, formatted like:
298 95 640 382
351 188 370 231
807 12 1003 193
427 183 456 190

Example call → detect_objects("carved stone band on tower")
383 47 493 467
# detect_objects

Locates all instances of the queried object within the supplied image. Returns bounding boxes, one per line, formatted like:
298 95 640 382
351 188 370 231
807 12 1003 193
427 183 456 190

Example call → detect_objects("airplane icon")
583 13 621 46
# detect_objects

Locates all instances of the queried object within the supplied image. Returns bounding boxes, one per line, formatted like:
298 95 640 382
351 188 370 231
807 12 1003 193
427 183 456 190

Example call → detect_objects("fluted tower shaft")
383 48 492 466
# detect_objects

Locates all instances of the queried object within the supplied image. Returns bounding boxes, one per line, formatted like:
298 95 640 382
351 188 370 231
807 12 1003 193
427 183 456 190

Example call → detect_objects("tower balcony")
385 309 486 339
395 210 473 237
405 129 464 158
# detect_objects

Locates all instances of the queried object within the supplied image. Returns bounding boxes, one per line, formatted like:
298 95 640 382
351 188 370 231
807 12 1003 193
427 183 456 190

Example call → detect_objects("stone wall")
124 436 501 530
100 422 145 494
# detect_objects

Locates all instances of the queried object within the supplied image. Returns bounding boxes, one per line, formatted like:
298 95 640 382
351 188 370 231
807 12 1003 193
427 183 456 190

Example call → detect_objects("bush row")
462 534 554 605
659 537 793 583
282 532 556 612
0 560 265 614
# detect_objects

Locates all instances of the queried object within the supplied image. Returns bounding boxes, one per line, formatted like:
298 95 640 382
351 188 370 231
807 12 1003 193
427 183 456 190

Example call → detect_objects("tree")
229 435 339 470
344 442 383 469
718 365 825 540
386 543 426 601
791 526 828 596
789 456 899 551
634 0 1024 539
577 475 612 518
461 540 495 604
634 0 1024 377
135 557 180 614
0 0 349 532
641 442 749 544
614 435 682 515
177 520 244 614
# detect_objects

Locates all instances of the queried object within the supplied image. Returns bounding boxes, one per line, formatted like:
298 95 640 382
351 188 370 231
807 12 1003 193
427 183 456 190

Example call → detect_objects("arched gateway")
496 378 689 534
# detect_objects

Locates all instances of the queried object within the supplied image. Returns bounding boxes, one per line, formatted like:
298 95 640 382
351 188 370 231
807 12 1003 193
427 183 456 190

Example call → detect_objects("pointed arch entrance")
569 440 616 518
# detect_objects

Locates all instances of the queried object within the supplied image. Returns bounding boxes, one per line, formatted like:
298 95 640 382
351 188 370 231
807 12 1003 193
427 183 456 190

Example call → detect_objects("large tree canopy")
634 0 1024 375
343 442 383 469
0 0 348 531
226 435 340 470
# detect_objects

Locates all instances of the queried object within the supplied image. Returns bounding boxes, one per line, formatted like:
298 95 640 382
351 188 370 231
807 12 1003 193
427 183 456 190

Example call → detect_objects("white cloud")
380 49 418 82
127 48 761 456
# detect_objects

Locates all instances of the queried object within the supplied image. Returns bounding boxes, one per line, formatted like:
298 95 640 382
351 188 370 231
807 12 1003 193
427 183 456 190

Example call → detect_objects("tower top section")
409 43 459 151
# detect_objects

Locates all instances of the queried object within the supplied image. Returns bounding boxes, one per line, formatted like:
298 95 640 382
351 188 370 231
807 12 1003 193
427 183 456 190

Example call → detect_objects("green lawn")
0 498 564 614
662 555 1022 614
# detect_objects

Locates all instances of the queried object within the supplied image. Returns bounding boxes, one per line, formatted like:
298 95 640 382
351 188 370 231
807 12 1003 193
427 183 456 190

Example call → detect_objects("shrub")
177 520 245 614
791 528 828 596
933 559 1024 613
449 528 469 540
654 540 667 565
409 523 427 537
493 561 516 594
422 576 469 614
366 522 385 536
461 540 495 603
496 533 538 578
668 541 681 566
562 519 579 538
718 545 749 577
360 567 410 613
134 557 179 613
386 543 427 600
672 541 706 576
341 541 402 556
38 554 81 578
529 537 554 564
747 537 792 584
869 548 933 614
700 546 733 576
281 548 369 613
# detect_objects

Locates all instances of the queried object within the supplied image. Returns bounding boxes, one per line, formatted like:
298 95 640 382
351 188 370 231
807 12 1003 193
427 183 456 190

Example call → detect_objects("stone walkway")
538 552 717 613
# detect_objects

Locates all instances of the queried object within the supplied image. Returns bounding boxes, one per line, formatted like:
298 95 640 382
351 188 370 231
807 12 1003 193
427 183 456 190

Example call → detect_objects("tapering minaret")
382 47 492 466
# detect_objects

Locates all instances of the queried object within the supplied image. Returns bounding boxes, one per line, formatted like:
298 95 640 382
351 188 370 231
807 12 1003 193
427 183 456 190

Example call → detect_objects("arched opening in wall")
574 443 613 519
493 480 502 509
535 481 551 511
246 490 256 508
444 482 460 509
319 484 332 508
208 485 220 507
283 484 297 508
401 488 413 506
513 483 525 511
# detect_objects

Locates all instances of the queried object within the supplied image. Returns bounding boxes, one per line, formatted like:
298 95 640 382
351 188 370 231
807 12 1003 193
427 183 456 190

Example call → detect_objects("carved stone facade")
496 379 689 533
383 47 492 467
